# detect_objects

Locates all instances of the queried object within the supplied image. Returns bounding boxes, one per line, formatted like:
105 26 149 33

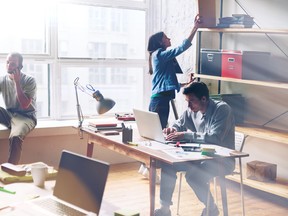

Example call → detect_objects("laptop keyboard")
34 198 87 216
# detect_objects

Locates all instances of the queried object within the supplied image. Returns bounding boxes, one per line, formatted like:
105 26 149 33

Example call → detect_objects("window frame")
0 0 160 120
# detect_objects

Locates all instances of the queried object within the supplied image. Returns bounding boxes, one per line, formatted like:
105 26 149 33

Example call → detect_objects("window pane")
0 0 49 54
58 3 146 59
61 67 144 118
0 62 50 119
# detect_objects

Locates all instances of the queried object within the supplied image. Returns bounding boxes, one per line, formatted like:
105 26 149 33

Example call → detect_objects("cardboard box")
246 160 277 182
197 0 216 27
221 50 243 79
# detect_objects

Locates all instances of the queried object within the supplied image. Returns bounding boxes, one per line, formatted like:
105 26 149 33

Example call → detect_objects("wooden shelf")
198 28 288 34
236 124 288 145
226 173 288 199
194 74 288 90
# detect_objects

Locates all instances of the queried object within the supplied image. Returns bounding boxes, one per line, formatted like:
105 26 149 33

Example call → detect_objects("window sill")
0 120 79 139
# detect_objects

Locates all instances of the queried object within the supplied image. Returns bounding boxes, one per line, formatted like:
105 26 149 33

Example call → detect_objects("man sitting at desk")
154 82 235 216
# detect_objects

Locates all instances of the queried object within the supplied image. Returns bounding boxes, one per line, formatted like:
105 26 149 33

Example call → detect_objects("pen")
0 186 16 194
127 142 138 146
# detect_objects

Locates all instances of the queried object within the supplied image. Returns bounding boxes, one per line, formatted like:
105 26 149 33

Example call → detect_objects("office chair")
176 131 246 216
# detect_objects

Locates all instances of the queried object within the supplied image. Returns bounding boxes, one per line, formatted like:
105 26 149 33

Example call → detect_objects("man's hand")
163 127 176 135
11 68 21 82
166 131 185 141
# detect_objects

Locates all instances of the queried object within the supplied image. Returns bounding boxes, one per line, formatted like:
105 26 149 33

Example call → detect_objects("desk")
79 126 249 216
0 181 55 214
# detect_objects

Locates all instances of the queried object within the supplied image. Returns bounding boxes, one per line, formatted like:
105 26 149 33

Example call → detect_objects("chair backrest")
235 131 245 152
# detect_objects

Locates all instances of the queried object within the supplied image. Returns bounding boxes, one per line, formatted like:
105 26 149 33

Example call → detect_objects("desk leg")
87 142 94 157
149 158 156 216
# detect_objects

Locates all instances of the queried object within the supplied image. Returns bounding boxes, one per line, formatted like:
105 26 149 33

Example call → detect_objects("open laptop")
133 108 186 144
13 150 109 216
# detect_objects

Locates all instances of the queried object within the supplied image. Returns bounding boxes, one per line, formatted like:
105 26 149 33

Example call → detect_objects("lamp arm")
74 79 84 128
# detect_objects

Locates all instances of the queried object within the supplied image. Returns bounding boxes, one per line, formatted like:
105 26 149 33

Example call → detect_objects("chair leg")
213 177 218 206
177 172 183 215
239 158 245 216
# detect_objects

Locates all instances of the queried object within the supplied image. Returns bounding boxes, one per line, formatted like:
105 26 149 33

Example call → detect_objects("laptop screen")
133 108 166 143
53 150 109 215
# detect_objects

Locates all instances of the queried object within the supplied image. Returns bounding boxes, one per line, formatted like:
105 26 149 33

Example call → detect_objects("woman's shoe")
154 208 171 216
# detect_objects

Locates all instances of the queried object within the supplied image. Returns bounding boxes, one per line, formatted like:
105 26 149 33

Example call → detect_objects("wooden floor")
99 162 288 216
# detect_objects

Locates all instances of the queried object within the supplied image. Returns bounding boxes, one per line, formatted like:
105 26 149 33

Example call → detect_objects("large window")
0 0 50 54
57 3 145 59
0 0 148 120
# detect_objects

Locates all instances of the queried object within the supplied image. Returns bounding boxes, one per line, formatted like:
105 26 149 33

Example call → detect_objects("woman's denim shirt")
151 39 192 95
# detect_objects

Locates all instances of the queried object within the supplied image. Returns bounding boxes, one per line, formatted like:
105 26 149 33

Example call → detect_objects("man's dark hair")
183 81 209 100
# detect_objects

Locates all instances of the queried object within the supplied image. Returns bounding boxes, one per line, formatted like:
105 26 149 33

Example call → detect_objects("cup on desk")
31 164 48 188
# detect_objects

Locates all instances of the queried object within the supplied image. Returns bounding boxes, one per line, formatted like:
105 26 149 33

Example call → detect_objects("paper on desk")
136 140 175 150
162 148 204 160
214 147 232 156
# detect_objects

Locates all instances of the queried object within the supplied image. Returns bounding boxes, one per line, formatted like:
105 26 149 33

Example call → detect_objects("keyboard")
33 198 86 216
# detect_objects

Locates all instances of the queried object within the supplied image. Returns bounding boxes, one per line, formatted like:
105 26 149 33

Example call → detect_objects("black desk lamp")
74 77 116 129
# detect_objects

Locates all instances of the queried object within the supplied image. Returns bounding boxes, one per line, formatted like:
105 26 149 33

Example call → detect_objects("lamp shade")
93 90 116 114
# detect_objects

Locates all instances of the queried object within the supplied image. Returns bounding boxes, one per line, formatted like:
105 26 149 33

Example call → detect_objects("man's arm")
13 69 33 109
190 104 235 145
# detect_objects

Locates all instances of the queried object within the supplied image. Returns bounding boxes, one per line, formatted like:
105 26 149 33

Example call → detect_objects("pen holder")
122 127 133 143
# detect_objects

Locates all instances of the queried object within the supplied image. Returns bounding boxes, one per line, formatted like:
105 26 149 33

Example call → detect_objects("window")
60 66 144 117
57 3 145 59
0 0 149 120
0 0 50 55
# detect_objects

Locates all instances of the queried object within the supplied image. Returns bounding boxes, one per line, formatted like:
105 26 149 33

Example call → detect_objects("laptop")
133 108 186 144
13 150 109 216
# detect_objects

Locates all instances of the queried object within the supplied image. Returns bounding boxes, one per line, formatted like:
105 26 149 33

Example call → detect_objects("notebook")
133 108 185 144
12 150 109 216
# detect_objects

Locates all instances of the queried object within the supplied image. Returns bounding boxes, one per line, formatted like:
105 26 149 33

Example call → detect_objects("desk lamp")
74 77 116 129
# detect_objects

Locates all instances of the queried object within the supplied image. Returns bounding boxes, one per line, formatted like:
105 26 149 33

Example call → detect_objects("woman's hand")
194 14 202 29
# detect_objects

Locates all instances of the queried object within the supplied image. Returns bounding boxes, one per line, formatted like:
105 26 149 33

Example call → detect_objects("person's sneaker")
142 167 149 178
154 207 171 216
201 205 219 216
138 164 146 174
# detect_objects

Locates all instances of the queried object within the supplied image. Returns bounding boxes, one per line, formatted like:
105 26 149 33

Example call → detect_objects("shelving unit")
196 17 288 198
236 125 288 146
226 173 288 199
198 28 288 34
194 74 288 89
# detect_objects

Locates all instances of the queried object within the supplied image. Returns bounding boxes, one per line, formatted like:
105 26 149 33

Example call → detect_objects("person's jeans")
149 97 170 129
0 107 36 164
159 159 235 207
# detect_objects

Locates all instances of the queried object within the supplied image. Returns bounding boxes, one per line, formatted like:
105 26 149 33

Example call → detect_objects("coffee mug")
31 163 48 188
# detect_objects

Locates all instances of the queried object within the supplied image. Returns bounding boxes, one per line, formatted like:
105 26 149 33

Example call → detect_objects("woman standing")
138 15 202 181
147 14 201 128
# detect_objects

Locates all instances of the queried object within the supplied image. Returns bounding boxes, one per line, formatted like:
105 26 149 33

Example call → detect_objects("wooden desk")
79 126 249 216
